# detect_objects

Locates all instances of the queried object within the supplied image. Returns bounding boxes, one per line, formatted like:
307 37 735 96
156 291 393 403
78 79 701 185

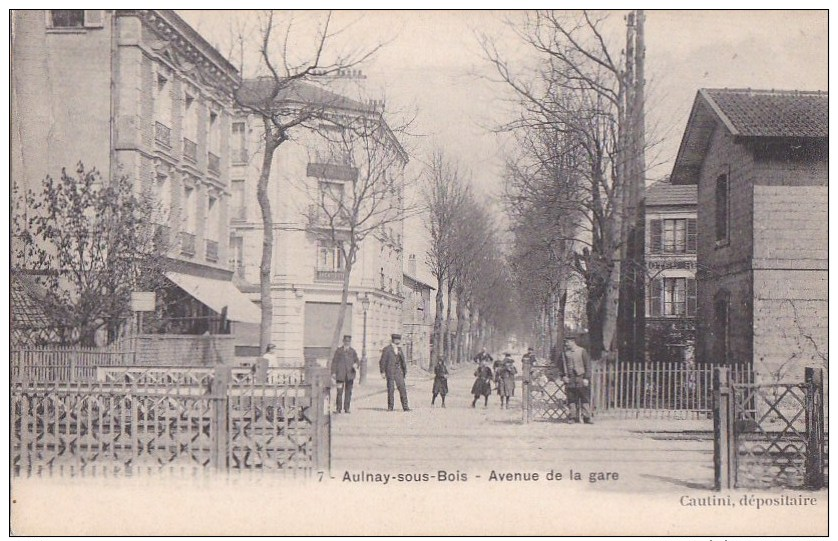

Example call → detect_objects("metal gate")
522 359 570 422
714 366 825 489
12 365 331 476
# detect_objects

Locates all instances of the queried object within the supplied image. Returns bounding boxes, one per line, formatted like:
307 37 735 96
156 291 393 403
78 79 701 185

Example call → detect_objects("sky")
180 10 828 284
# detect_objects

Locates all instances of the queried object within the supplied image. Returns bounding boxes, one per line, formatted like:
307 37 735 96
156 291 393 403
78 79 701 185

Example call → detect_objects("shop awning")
165 271 261 324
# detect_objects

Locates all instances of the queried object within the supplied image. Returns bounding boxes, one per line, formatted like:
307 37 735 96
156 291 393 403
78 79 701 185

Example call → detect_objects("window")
715 173 729 243
206 196 219 241
208 110 220 154
714 292 730 364
649 277 696 317
650 218 696 254
318 180 345 219
152 173 171 224
154 72 173 129
317 240 344 271
663 219 686 253
232 122 247 164
50 10 84 28
231 179 245 220
182 186 195 233
229 236 244 277
183 92 198 143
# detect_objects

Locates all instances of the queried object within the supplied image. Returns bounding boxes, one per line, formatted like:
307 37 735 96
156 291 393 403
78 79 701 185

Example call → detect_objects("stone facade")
229 83 407 366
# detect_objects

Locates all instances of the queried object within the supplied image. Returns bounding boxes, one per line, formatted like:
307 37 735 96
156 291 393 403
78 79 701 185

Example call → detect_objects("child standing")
471 359 493 408
431 358 449 407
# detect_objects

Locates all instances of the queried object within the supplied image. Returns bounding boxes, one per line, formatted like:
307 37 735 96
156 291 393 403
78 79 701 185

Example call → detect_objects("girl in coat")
431 358 449 407
495 354 518 408
471 359 493 408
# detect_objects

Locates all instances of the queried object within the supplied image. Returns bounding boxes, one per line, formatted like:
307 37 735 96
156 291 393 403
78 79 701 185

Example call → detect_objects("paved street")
332 364 717 492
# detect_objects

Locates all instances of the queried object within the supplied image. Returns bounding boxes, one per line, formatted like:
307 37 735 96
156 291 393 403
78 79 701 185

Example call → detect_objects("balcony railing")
205 239 219 262
183 138 197 163
315 268 345 282
208 152 220 175
154 122 172 148
306 162 358 181
180 231 196 256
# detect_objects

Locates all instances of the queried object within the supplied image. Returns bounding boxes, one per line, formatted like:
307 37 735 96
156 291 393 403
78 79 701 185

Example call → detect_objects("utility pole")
618 10 646 363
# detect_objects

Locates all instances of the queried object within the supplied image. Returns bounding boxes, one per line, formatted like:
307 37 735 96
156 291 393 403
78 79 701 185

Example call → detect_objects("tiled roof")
11 273 57 329
701 89 828 138
645 181 697 207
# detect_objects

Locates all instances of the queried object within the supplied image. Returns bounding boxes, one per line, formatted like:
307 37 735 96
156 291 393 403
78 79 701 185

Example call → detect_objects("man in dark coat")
379 333 410 411
559 334 593 424
331 335 360 413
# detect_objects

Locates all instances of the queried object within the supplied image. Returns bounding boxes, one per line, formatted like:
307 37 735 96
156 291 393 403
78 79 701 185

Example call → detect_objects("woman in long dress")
495 354 518 409
471 359 493 408
431 358 449 407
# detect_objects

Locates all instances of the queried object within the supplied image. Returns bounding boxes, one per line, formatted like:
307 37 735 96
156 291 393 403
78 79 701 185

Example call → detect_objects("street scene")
10 9 828 536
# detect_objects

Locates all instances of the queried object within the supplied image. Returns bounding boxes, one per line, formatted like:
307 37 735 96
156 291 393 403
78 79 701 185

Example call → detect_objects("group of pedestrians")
468 349 518 409
325 330 593 424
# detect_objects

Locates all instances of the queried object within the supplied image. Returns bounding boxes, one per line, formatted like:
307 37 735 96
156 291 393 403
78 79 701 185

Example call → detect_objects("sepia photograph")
9 8 828 536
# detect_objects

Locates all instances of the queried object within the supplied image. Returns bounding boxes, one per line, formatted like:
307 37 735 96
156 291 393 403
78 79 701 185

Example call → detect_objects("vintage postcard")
9 9 828 536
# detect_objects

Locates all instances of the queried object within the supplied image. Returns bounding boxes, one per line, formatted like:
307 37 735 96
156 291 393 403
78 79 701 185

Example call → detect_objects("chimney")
408 254 417 277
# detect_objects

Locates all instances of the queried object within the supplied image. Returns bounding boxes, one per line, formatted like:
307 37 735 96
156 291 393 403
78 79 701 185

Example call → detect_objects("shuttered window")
649 277 697 318
650 218 696 254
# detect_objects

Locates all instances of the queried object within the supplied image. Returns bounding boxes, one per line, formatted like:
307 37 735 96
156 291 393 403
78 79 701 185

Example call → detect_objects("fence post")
713 367 735 490
522 356 531 424
210 365 231 471
805 367 825 490
306 363 331 472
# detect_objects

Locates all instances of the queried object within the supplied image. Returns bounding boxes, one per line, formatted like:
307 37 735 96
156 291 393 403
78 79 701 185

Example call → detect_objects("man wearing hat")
521 346 537 367
331 335 360 413
559 333 593 424
379 333 410 411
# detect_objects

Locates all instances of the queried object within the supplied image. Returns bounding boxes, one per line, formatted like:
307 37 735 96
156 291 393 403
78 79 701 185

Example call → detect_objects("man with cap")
331 335 360 413
559 333 593 424
521 347 537 367
379 333 410 411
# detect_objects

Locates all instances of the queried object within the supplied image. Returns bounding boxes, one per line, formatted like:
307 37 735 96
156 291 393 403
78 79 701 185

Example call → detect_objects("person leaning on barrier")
331 335 359 414
559 333 593 424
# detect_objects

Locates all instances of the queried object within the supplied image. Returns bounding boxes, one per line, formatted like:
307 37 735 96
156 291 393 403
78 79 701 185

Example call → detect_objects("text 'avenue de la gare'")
340 470 620 484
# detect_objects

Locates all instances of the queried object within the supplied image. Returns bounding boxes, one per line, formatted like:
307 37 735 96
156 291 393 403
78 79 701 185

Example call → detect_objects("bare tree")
233 10 387 351
420 151 470 368
305 112 409 355
481 10 648 359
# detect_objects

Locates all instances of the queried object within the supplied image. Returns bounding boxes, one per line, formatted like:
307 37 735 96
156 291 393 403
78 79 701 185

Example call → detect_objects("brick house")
644 180 698 363
11 10 259 362
670 88 827 381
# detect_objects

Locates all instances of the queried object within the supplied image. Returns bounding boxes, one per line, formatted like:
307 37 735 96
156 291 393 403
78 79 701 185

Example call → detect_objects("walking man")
331 335 359 414
379 333 410 411
559 333 593 424
473 347 493 365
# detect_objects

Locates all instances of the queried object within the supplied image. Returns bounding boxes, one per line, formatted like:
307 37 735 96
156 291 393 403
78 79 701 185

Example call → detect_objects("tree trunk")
330 256 355 357
445 279 454 361
455 294 466 364
257 121 280 353
431 273 445 370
